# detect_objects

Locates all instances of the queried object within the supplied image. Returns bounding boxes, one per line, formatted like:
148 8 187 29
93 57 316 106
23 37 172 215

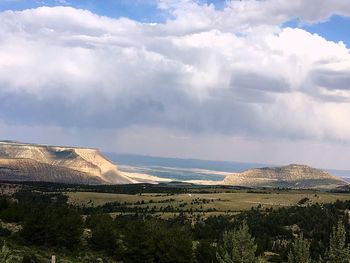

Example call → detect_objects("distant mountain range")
0 142 348 189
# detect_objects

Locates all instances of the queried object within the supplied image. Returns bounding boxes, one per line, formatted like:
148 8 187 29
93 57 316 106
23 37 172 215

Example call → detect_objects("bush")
21 206 83 249
21 254 39 263
86 213 121 255
0 226 11 237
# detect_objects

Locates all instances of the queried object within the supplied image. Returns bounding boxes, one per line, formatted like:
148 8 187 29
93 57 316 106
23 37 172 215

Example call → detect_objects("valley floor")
68 190 350 219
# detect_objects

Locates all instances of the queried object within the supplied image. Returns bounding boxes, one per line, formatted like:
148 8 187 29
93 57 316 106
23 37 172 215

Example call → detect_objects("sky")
1 0 350 169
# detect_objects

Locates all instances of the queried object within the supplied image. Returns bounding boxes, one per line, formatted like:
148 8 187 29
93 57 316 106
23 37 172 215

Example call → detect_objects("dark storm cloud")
311 69 350 91
0 87 264 136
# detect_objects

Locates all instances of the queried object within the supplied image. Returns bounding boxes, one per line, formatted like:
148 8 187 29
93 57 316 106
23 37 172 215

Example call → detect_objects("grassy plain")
68 190 350 215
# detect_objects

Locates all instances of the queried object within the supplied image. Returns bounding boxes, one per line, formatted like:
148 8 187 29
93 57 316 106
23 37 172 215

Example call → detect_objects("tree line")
1 191 350 262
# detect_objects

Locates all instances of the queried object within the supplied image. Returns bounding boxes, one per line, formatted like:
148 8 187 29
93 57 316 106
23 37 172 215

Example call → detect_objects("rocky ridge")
223 164 348 189
0 141 134 184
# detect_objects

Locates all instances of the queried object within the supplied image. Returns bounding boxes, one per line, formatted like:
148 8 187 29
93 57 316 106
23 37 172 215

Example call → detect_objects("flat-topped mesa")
223 164 348 189
0 141 134 184
0 158 104 184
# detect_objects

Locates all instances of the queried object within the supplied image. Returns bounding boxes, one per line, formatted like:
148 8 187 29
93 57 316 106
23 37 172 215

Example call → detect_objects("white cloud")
0 1 350 157
157 0 350 33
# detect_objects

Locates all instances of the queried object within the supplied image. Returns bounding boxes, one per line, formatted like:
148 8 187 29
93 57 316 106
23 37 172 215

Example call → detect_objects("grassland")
68 190 350 217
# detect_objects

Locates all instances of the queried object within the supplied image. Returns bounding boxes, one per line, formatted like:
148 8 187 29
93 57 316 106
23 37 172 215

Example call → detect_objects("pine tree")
325 221 350 263
287 233 311 263
195 239 217 263
216 221 257 263
0 242 20 263
0 242 11 263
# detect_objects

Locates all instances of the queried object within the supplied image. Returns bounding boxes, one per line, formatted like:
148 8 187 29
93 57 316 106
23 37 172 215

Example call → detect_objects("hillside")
0 158 104 184
0 141 134 184
223 164 348 189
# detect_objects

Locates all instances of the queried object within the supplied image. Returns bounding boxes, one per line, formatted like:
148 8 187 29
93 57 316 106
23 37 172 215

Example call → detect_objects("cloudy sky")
1 0 350 169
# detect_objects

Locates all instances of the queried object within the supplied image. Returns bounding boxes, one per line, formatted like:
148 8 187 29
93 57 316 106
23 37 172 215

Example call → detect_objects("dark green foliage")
21 206 83 249
53 207 83 248
0 226 11 237
324 221 350 263
0 198 9 210
194 215 234 240
122 219 194 263
3 186 350 262
287 233 311 263
0 203 29 223
216 221 258 263
195 239 218 263
21 254 39 263
5 181 190 195
297 197 310 205
86 213 122 256
234 202 349 260
14 191 68 206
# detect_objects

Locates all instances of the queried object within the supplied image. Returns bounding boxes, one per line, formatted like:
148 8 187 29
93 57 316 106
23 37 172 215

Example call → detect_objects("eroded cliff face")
223 164 348 189
0 141 134 184
0 158 104 184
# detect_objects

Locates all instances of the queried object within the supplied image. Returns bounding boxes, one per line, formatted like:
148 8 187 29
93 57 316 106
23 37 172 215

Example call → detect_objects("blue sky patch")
284 15 350 48
0 0 348 46
0 0 166 22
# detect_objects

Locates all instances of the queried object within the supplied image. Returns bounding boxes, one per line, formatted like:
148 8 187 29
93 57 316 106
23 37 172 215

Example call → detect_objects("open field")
68 190 350 214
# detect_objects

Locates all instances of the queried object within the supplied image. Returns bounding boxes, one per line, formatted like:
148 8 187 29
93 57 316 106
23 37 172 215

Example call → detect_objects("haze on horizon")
1 0 350 170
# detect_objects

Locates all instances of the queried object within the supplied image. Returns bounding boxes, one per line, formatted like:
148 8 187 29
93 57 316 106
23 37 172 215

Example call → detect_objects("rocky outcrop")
0 141 134 184
0 158 104 184
223 164 348 189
